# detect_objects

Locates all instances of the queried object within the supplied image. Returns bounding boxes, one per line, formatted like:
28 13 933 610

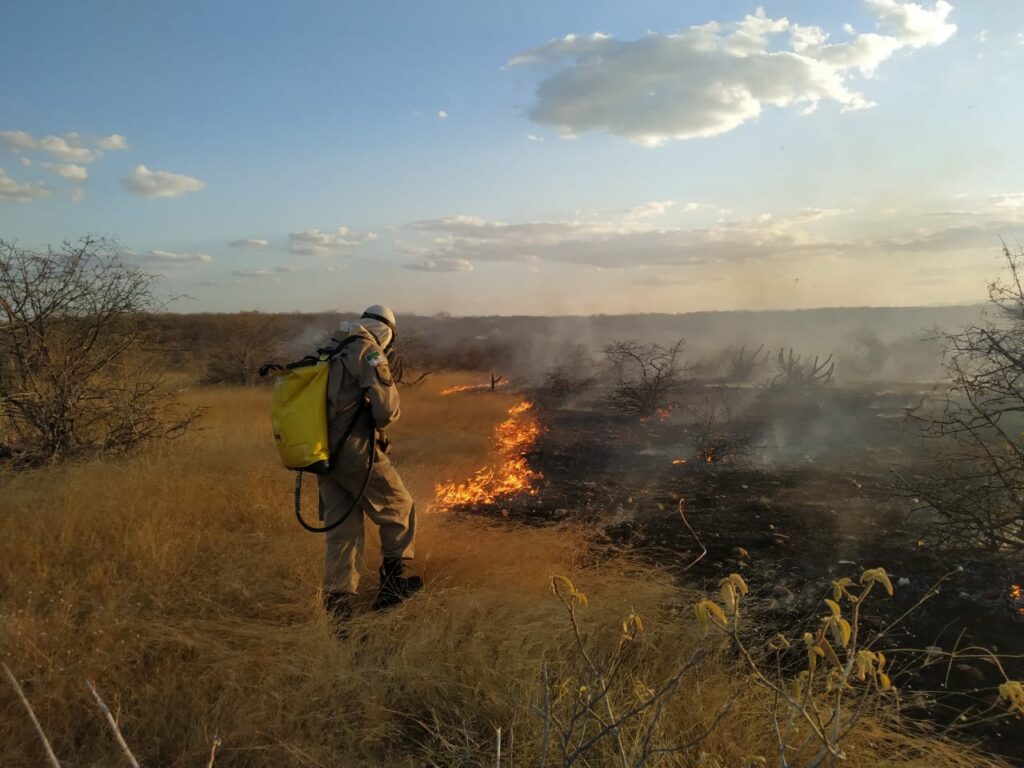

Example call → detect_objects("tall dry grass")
0 374 1007 766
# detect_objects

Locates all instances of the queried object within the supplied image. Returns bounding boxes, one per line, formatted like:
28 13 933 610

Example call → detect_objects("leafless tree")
0 237 201 466
602 339 685 418
905 246 1024 554
771 348 836 389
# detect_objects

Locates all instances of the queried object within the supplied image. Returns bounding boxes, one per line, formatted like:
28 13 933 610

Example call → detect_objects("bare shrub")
905 246 1024 554
603 339 686 418
772 348 836 389
0 237 200 465
543 344 596 400
727 343 770 383
689 391 748 464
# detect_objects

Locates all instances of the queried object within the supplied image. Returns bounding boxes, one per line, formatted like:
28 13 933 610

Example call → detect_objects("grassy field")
0 374 1007 767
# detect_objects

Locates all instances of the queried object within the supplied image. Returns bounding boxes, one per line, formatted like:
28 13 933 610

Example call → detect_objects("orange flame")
672 458 687 465
1012 584 1023 615
440 381 509 396
434 400 541 508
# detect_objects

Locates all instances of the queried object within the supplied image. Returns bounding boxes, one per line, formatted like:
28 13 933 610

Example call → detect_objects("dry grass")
0 373 1007 767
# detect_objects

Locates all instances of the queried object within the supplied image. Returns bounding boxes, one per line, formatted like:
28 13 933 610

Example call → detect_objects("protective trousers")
318 452 416 594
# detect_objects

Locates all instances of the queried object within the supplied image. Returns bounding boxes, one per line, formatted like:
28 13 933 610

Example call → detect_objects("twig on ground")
2 661 62 768
944 626 968 690
678 499 707 572
206 734 222 768
86 680 141 768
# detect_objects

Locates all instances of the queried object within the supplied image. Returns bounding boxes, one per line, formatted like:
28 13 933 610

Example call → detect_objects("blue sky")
1 1 1023 314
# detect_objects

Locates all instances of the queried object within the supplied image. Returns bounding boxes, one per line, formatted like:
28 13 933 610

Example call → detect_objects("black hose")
293 435 376 533
293 396 375 534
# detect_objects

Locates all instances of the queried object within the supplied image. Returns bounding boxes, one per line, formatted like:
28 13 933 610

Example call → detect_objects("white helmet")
361 304 396 330
360 304 397 350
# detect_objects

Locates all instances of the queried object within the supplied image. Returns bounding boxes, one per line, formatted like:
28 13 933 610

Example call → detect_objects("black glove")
376 432 392 455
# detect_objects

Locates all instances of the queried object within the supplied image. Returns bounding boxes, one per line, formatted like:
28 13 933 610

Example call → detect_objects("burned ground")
448 384 1024 761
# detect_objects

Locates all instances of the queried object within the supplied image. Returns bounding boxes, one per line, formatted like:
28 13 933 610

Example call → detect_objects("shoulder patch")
365 350 384 367
375 361 394 387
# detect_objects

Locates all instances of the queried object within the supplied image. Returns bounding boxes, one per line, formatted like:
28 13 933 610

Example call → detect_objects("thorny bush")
907 246 1024 555
0 237 200 466
603 339 686 419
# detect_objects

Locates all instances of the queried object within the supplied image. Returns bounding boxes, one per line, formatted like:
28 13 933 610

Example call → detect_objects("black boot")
323 591 354 635
372 558 423 611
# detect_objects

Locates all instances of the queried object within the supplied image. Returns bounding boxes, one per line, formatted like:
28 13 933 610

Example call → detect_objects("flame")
440 381 509 396
434 400 542 508
672 458 687 465
1012 584 1024 616
641 405 676 423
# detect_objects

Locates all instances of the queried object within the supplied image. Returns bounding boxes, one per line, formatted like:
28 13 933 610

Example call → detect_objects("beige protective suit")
318 322 416 595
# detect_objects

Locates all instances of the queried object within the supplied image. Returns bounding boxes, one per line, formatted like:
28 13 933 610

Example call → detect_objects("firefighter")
319 305 421 622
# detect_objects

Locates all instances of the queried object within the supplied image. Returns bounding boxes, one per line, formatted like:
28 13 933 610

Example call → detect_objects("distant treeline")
149 305 984 386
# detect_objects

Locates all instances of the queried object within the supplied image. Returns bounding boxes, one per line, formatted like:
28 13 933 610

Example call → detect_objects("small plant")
535 575 735 767
696 567 1024 768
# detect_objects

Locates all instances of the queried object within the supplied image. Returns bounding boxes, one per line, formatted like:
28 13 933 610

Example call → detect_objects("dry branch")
87 680 140 768
2 661 62 768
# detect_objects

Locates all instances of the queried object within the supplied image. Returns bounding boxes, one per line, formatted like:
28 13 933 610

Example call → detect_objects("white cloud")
408 202 848 269
19 157 31 167
0 130 98 162
990 192 1024 209
122 164 205 199
95 134 128 151
401 258 474 273
0 166 50 202
438 110 449 119
864 0 956 48
70 187 85 204
229 238 270 248
288 226 377 255
509 2 957 145
0 130 131 162
233 268 297 278
406 194 1024 274
868 194 1024 251
975 30 988 43
526 133 545 142
134 249 214 264
43 162 88 180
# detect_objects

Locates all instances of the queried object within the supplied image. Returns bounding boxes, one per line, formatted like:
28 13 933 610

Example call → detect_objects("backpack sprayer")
259 336 375 533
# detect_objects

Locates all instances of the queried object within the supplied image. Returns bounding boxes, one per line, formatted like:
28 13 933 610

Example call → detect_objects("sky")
1 0 1023 315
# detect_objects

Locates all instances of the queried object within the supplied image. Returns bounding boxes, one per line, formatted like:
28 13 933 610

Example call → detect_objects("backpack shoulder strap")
258 334 366 378
317 333 363 360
